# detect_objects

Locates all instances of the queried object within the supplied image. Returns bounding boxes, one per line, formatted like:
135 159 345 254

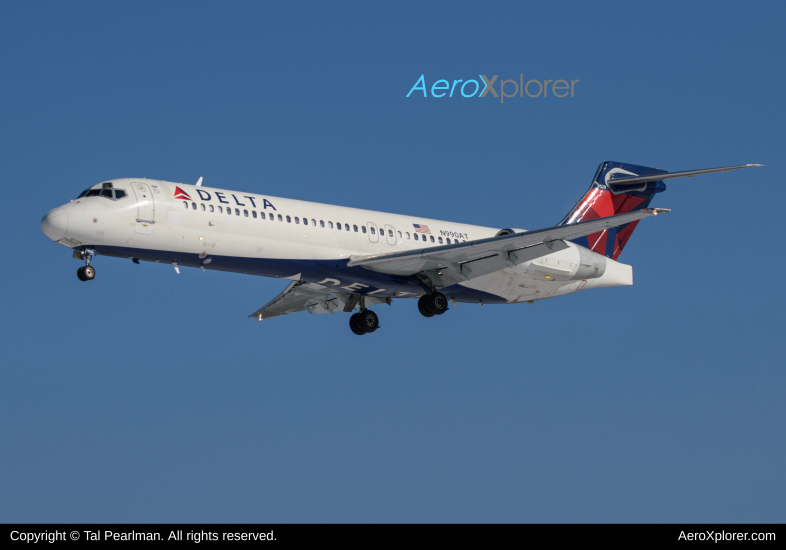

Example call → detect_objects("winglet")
196 177 203 187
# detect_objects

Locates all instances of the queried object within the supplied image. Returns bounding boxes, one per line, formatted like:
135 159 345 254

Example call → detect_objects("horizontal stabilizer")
607 164 762 189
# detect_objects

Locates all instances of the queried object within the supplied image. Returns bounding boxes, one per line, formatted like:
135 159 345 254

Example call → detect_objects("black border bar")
2 524 783 544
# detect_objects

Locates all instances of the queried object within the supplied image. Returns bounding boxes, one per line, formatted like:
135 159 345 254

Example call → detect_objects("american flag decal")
413 224 431 234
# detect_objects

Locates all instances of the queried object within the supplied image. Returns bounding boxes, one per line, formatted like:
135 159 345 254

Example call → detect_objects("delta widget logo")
174 186 192 200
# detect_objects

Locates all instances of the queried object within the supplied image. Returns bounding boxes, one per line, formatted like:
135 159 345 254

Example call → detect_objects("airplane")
41 161 760 335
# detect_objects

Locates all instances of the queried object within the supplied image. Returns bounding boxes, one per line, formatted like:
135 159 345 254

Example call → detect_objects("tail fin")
559 161 667 260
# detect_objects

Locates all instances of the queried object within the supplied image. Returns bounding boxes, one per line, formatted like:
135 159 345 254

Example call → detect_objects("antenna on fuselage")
196 177 203 187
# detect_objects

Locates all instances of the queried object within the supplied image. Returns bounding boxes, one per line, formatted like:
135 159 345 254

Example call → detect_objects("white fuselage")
41 178 632 304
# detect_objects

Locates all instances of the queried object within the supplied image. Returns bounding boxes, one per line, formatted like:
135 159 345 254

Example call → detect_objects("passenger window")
227 208 231 215
370 227 375 234
413 233 418 241
430 236 435 242
201 204 206 211
286 215 291 223
328 221 333 229
337 223 342 230
183 201 188 209
388 229 393 237
353 225 358 232
406 232 410 239
192 202 197 210
295 217 299 224
398 231 402 238
235 208 240 215
345 224 350 231
320 220 325 228
244 209 249 217
260 212 265 219
446 238 451 244
252 211 257 218
115 190 127 199
278 214 283 221
312 219 316 226
438 237 443 244
218 206 223 213
209 205 214 212
303 218 308 226
361 226 366 233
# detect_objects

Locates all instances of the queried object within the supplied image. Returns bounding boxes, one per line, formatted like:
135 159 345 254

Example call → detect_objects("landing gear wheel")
349 313 366 335
77 266 87 281
83 265 95 280
426 292 448 315
418 295 435 317
359 309 379 333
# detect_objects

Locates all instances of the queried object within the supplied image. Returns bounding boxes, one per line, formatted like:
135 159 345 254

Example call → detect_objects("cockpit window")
77 186 127 200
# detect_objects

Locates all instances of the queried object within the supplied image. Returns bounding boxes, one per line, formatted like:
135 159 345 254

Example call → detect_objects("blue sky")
1 1 784 522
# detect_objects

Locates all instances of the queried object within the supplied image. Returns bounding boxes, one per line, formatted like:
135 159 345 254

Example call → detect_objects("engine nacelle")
514 243 606 281
495 228 527 237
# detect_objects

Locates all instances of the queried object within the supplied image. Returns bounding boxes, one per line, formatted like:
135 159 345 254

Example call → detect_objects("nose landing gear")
75 249 96 281
77 265 96 281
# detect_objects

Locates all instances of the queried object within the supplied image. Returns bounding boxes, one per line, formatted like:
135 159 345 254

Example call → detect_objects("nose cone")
41 207 69 241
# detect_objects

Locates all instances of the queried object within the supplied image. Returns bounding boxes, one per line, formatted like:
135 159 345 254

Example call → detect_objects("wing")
248 280 389 320
347 208 669 287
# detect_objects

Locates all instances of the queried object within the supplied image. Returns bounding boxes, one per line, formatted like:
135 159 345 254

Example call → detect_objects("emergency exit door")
367 222 379 243
384 224 397 245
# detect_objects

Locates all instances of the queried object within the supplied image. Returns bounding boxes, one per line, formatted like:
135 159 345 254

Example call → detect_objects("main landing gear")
418 292 449 317
75 249 96 281
349 309 379 336
348 294 381 336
